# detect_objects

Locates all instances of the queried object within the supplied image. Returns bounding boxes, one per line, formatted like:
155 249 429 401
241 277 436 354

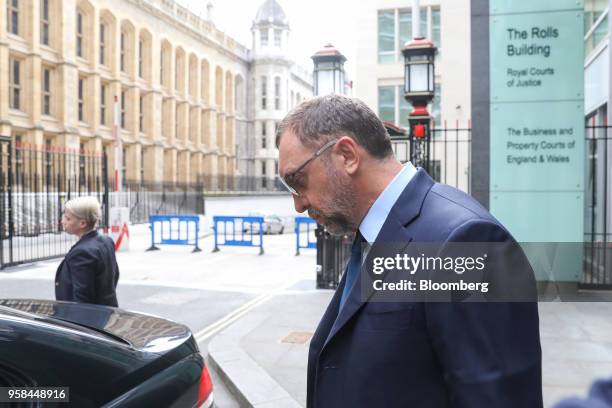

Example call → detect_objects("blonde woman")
55 196 119 307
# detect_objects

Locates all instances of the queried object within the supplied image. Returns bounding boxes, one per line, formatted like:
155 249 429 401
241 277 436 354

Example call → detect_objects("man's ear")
334 136 360 175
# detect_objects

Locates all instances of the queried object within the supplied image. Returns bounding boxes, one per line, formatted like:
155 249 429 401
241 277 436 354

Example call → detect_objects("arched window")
160 40 172 87
76 9 85 58
215 66 223 108
189 54 198 99
120 21 135 75
175 48 186 94
274 76 281 110
201 59 210 103
98 10 116 69
138 29 152 81
234 75 245 115
8 0 20 36
225 71 233 113
261 76 267 110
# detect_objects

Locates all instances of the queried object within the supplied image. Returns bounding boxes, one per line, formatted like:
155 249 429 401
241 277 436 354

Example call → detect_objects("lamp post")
310 44 351 289
311 43 347 96
402 37 437 170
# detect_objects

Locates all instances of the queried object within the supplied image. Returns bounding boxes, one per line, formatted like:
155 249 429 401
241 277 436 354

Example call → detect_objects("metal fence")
0 138 108 267
391 123 472 193
111 180 205 225
0 139 207 268
582 125 612 288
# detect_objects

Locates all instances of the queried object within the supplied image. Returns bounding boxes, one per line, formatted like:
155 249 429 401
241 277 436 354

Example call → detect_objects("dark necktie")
339 232 364 310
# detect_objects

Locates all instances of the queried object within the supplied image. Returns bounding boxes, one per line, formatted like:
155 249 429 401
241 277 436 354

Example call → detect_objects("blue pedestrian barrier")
295 216 317 256
146 215 202 253
212 216 265 255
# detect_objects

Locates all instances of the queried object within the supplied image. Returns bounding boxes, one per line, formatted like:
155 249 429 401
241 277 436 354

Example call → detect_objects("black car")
0 299 214 407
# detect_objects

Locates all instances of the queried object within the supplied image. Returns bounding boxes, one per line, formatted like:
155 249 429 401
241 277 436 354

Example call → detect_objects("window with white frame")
139 94 145 133
40 0 50 46
99 22 106 65
261 29 268 46
78 76 85 122
9 58 21 110
121 89 126 129
378 86 395 123
261 122 267 149
76 10 84 58
378 11 395 63
8 0 19 36
378 6 441 64
160 49 165 84
274 29 281 47
584 0 608 55
261 76 267 109
138 38 144 78
274 77 281 110
120 31 126 72
100 83 107 125
378 84 441 129
42 67 52 116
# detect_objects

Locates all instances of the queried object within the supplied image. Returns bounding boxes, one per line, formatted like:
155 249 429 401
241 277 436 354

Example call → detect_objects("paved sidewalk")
210 290 612 408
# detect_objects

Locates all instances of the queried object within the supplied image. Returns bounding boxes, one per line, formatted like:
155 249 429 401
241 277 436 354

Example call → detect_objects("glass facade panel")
378 11 395 63
378 86 395 123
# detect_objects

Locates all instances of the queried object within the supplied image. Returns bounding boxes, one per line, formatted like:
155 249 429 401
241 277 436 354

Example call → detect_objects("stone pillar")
203 153 217 189
164 148 177 184
131 87 140 139
167 98 176 144
142 144 163 184
216 113 225 151
177 149 190 184
190 106 201 146
125 143 141 183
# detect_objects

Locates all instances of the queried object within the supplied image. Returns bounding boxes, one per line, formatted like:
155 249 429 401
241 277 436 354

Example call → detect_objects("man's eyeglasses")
279 139 337 196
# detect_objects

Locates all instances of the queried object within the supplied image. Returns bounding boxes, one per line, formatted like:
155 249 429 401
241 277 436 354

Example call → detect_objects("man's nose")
293 194 309 214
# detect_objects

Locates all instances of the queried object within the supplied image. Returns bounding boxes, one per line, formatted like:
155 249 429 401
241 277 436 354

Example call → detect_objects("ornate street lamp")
311 43 346 96
309 44 352 289
402 37 437 169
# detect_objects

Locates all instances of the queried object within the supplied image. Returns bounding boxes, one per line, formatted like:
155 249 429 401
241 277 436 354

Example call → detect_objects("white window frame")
100 83 107 126
40 0 50 46
139 94 145 133
42 66 52 116
274 77 280 110
76 11 84 58
138 38 144 78
78 77 85 122
99 22 106 66
261 29 268 46
378 6 440 64
261 76 267 110
9 58 21 110
121 90 126 129
8 0 20 36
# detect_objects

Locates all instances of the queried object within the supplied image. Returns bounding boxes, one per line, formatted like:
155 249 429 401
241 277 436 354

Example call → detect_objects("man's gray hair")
65 196 101 229
275 94 394 159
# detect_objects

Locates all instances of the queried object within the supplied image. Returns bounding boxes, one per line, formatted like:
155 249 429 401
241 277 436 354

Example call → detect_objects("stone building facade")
0 0 250 186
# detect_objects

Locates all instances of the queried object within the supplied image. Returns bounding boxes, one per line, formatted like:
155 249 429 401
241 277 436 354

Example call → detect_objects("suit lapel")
320 169 436 351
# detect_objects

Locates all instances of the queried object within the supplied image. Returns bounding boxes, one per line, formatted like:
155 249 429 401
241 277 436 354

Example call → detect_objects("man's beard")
308 165 357 235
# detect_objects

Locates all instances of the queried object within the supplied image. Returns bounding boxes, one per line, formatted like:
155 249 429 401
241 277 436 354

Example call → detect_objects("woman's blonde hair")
65 196 101 229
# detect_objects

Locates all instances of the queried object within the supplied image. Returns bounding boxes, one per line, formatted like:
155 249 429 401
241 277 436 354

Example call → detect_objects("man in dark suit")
55 196 119 307
276 95 542 407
